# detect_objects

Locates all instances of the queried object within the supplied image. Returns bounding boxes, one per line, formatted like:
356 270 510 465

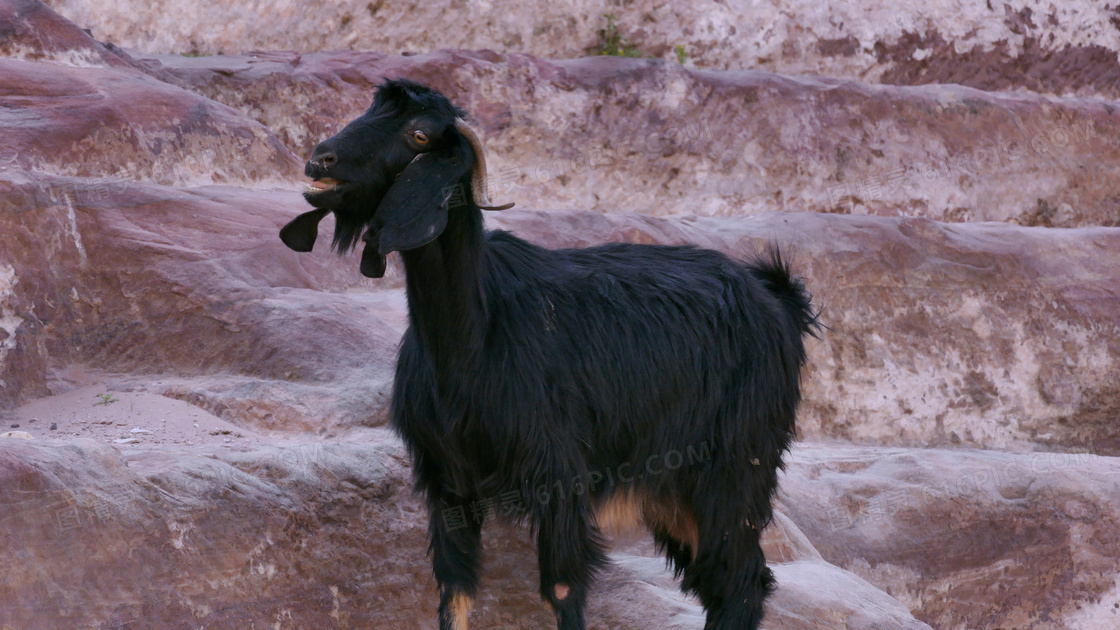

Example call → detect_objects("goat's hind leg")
685 503 773 630
427 493 484 630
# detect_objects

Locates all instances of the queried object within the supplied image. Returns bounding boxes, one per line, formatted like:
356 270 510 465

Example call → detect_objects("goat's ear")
280 208 329 252
375 136 473 255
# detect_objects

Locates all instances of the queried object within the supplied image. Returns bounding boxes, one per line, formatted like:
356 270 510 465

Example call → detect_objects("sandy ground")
3 381 292 450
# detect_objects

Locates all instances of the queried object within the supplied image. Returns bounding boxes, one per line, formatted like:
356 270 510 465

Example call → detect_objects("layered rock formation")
3 1 1119 628
43 0 1120 99
0 432 945 629
136 49 1120 226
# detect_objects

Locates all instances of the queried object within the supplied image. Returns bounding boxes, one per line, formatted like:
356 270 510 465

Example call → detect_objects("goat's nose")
309 145 337 168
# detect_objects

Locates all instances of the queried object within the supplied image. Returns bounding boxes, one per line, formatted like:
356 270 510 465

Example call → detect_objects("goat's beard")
302 186 382 254
330 205 374 253
332 193 389 277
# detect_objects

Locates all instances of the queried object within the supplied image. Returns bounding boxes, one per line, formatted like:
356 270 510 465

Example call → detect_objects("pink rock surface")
0 173 402 429
779 443 1120 629
42 0 1120 99
138 49 1120 226
2 2 1118 628
0 0 301 186
0 429 935 630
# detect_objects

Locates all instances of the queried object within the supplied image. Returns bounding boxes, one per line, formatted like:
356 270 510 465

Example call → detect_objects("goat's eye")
412 130 428 145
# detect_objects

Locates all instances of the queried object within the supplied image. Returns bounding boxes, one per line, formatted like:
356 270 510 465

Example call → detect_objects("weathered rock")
3 4 1119 629
0 433 934 629
0 1 301 186
779 443 1120 630
0 61 301 186
4 169 1119 451
0 432 427 628
7 434 1114 629
43 0 1120 98
1 0 135 69
3 3 1118 451
766 559 934 630
0 171 402 427
0 1 392 414
139 49 1120 226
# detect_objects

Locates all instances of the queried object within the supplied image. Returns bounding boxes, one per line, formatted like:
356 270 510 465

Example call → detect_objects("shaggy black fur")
281 78 820 630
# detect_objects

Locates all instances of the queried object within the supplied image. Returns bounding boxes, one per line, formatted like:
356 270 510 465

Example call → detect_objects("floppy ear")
375 134 473 255
280 208 330 252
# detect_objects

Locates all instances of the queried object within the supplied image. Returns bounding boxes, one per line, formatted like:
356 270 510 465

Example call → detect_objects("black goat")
281 79 819 630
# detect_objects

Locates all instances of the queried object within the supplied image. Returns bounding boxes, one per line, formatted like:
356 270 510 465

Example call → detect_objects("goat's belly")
593 489 699 555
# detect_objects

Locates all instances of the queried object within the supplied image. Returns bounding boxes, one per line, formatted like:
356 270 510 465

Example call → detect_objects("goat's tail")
747 246 822 340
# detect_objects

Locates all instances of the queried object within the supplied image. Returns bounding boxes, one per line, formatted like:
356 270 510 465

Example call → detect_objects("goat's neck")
399 200 488 376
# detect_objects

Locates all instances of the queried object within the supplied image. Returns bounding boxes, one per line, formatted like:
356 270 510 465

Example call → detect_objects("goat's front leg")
534 485 608 630
428 494 483 630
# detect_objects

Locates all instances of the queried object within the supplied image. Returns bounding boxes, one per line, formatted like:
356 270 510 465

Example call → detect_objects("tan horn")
454 117 515 211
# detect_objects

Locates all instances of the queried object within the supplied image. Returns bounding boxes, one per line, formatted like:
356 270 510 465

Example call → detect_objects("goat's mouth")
305 177 344 194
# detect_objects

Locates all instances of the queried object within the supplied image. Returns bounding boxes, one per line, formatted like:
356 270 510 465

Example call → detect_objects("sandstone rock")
766 559 934 630
779 443 1120 630
0 172 403 428
43 0 1120 98
4 3 1117 450
3 4 1118 629
140 49 1120 226
0 61 301 186
0 1 301 186
4 169 1118 451
1 0 136 69
0 433 934 629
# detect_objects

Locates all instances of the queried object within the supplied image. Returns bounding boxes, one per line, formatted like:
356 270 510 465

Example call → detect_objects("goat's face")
280 79 511 278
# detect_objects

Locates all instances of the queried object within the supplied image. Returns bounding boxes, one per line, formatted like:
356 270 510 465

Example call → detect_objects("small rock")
49 423 58 431
28 418 37 423
193 423 199 428
1 431 33 440
129 427 152 434
113 438 139 444
9 424 18 428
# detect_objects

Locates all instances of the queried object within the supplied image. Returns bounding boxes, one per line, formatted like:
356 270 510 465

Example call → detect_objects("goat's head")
280 78 512 277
